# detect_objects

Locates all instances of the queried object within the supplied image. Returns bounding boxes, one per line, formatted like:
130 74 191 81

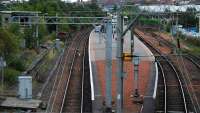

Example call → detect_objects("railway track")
134 30 189 113
26 48 52 81
148 31 200 113
46 31 81 113
45 29 91 113
184 54 200 69
60 31 89 113
150 31 200 69
156 57 187 113
150 32 175 50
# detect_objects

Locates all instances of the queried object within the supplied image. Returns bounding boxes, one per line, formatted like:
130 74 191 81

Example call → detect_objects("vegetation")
164 23 171 32
177 32 200 55
182 38 200 55
179 8 198 28
122 5 140 21
139 17 161 25
4 68 20 85
0 1 103 85
184 37 200 47
7 0 103 40
0 28 19 61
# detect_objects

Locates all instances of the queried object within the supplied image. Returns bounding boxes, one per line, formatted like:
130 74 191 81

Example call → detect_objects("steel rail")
157 61 167 113
184 54 200 68
59 30 89 113
45 48 66 112
156 54 188 113
149 31 200 113
59 47 77 113
134 30 188 113
165 57 188 113
150 32 200 69
51 32 82 113
46 32 79 113
178 55 200 113
81 36 88 113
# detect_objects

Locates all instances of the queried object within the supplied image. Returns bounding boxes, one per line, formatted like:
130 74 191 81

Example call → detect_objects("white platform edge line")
153 62 158 99
89 30 95 101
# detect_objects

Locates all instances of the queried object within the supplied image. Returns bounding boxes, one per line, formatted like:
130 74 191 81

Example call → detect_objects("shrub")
9 58 26 71
4 68 20 85
186 38 200 47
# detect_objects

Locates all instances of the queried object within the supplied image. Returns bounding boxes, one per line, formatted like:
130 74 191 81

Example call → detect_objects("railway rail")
150 32 175 50
184 54 200 69
134 30 190 113
149 31 200 69
26 47 53 81
156 57 187 113
45 29 91 113
146 30 200 113
60 31 90 113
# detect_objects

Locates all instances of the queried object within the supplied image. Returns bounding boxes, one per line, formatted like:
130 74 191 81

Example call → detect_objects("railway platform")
89 29 158 113
0 97 41 111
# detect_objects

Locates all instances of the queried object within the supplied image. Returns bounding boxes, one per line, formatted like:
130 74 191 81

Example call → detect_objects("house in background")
0 11 41 27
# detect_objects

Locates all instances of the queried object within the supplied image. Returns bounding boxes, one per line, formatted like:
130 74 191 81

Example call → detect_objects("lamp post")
133 55 140 98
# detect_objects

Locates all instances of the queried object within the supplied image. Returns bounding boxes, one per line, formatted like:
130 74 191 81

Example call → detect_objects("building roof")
18 76 32 79
139 5 200 13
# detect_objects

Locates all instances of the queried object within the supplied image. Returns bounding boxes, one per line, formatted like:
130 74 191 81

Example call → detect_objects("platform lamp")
133 55 140 98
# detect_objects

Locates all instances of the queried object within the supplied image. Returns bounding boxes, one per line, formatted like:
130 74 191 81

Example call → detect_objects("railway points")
134 28 200 113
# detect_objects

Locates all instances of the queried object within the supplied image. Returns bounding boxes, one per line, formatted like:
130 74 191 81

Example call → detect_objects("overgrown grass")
185 38 200 47
181 37 200 55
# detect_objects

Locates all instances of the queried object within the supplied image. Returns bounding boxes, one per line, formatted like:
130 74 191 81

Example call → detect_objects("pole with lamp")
133 55 139 97
132 55 143 103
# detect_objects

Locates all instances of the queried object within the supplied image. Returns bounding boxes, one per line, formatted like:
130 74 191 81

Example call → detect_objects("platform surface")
1 97 41 109
89 29 156 113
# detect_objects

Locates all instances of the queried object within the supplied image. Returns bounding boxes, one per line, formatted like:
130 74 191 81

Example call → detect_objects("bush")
4 68 20 85
186 38 200 47
139 17 161 25
9 58 26 71
165 23 171 33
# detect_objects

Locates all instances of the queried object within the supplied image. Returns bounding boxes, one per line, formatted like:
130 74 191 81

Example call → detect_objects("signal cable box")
18 76 32 99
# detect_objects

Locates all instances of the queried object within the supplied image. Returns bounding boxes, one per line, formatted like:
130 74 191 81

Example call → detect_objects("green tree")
38 20 49 43
0 28 19 61
179 8 198 27
23 28 36 49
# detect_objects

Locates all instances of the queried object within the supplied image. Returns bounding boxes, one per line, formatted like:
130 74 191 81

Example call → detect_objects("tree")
23 27 36 49
0 28 19 61
179 8 198 27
